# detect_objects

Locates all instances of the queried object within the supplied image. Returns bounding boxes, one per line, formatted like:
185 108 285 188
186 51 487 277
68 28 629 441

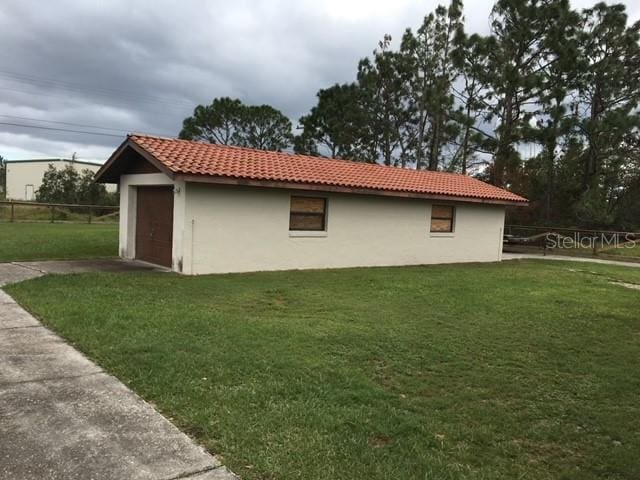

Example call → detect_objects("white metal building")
4 158 115 200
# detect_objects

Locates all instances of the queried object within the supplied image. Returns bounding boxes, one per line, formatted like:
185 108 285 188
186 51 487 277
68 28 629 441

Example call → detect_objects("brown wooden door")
136 186 174 267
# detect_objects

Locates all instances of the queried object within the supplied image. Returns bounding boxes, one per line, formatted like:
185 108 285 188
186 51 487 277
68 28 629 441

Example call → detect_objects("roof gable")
96 134 528 205
95 142 167 183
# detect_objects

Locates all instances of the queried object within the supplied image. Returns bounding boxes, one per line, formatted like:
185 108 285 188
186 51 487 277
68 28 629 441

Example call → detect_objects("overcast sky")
1 0 638 163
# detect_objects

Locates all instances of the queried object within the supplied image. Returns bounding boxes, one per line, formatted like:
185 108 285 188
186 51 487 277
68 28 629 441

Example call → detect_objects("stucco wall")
181 183 505 275
5 160 116 200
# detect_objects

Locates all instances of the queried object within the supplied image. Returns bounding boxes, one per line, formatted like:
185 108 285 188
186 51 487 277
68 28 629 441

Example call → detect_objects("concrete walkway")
0 261 238 480
0 258 168 287
503 252 640 268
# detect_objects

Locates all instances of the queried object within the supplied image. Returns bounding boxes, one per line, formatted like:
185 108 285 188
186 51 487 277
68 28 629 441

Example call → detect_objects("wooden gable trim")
127 142 175 178
95 138 175 183
94 138 128 182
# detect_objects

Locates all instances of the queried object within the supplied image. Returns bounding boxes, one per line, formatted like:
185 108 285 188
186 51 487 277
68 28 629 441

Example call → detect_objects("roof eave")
177 173 528 206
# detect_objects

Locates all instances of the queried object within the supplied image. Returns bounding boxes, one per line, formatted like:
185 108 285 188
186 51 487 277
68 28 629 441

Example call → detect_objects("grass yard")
6 261 640 480
0 223 118 262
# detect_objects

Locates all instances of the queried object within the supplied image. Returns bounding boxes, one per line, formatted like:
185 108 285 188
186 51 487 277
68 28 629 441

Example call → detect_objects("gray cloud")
0 0 637 161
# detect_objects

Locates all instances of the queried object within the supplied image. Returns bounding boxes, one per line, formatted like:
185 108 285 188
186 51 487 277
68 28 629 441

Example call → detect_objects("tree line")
179 0 640 231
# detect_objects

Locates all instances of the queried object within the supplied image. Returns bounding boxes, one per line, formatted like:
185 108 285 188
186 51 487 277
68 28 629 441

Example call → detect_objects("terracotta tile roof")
124 134 527 204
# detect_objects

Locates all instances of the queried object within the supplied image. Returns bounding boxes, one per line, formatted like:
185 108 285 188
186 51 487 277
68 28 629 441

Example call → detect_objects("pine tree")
400 0 464 170
179 97 245 145
180 97 293 151
530 0 580 222
294 83 369 160
236 105 293 152
449 33 492 174
357 35 411 165
576 3 640 193
486 0 559 187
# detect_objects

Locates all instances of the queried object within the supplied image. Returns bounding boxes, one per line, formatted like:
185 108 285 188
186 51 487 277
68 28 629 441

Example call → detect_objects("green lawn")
0 223 118 262
6 261 640 480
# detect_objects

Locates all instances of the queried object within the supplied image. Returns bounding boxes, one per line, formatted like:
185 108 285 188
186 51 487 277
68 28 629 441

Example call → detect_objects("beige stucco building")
5 158 115 200
97 134 527 275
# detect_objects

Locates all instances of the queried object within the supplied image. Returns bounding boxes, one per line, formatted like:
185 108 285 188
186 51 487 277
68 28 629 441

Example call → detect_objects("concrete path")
503 252 640 268
0 263 238 479
0 258 167 287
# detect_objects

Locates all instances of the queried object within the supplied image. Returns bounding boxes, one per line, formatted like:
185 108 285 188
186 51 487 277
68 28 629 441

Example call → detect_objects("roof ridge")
128 132 179 142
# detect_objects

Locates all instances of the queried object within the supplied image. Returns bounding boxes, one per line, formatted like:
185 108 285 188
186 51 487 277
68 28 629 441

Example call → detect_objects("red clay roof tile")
126 134 527 204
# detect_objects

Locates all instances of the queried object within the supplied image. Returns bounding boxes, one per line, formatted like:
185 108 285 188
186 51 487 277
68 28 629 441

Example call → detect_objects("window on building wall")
289 196 327 231
430 205 455 233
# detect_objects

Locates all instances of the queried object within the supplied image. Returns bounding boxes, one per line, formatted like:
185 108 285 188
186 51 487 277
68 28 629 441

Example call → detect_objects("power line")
0 121 124 138
0 70 191 139
0 69 195 109
0 114 128 133
0 120 174 139
0 84 192 113
1 69 193 105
